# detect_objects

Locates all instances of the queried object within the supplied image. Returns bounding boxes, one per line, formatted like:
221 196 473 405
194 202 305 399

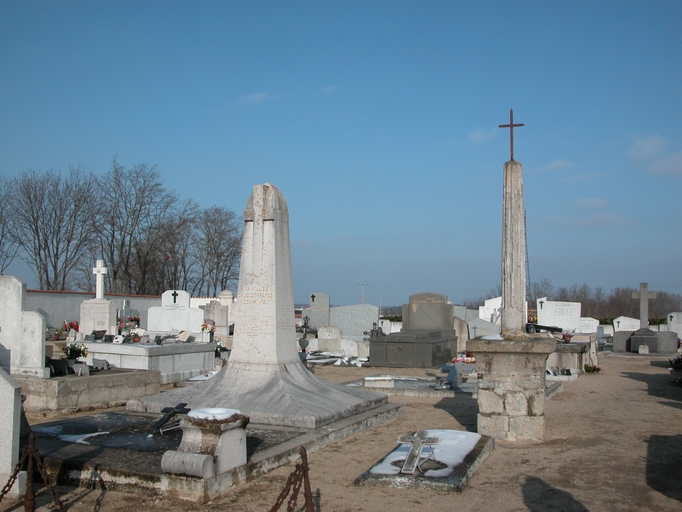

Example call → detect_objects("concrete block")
161 451 215 479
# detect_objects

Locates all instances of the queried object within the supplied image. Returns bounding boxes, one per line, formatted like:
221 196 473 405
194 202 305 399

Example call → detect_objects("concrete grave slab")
355 429 494 491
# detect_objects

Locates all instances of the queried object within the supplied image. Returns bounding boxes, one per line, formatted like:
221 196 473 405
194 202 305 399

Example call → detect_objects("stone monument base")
370 331 453 368
128 360 388 429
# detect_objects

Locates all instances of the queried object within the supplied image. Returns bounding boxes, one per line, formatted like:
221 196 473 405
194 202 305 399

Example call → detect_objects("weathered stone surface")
501 160 526 332
0 368 25 497
504 391 527 417
529 390 545 416
477 414 509 439
509 415 545 442
478 389 504 414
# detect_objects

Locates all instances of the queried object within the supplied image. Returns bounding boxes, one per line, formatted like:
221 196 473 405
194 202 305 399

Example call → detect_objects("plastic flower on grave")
62 343 88 359
63 321 79 332
201 323 216 334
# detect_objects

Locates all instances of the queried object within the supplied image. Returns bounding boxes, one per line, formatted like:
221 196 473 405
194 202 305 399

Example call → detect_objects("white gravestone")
147 290 205 334
613 316 641 332
668 312 682 339
578 317 600 334
80 261 117 336
536 298 581 332
479 297 502 324
0 276 50 378
0 368 26 498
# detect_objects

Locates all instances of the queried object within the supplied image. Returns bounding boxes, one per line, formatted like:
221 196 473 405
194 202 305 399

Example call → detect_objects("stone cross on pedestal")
632 282 657 329
92 260 107 299
397 430 440 475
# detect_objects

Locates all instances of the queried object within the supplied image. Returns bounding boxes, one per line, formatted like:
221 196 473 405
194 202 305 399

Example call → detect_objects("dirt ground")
3 354 682 512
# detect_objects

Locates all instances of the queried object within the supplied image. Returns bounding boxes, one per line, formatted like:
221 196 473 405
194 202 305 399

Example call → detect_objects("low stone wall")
17 370 160 411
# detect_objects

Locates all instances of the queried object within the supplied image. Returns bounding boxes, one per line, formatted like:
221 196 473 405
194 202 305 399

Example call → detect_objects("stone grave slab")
536 298 581 332
355 429 494 491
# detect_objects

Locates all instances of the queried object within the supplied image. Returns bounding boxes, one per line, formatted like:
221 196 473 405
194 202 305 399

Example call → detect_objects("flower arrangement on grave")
117 315 141 334
63 321 79 332
201 323 216 334
63 343 88 359
215 340 227 351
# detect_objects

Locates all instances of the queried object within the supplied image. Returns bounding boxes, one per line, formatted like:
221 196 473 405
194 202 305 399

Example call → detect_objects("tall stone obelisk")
499 110 526 334
131 183 389 428
501 159 526 334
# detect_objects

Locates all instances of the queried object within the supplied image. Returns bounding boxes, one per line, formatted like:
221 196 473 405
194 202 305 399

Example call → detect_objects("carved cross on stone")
499 109 524 161
539 300 544 310
311 294 315 303
171 290 179 304
397 430 440 475
92 259 108 299
632 282 657 329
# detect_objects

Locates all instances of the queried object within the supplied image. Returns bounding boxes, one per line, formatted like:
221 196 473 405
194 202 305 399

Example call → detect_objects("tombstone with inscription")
130 183 389 428
370 292 454 368
578 317 600 334
536 298 581 332
0 276 50 378
200 300 229 336
80 260 118 336
147 290 205 335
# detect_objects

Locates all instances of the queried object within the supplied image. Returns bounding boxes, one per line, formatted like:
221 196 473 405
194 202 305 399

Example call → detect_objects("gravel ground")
2 354 682 512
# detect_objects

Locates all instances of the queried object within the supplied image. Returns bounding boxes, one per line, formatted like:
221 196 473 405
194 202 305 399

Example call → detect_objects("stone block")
509 415 545 442
477 414 508 439
478 389 504 414
161 451 215 479
612 331 631 352
0 368 25 498
504 391 528 416
529 390 545 416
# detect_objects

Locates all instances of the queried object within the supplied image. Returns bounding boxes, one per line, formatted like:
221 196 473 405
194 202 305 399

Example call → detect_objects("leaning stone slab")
355 429 494 491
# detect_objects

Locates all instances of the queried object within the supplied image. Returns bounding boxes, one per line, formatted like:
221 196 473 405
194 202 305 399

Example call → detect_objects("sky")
1 1 681 307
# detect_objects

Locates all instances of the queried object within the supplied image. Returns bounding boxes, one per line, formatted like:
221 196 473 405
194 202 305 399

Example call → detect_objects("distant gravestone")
468 317 501 339
0 276 50 378
668 312 682 339
479 297 502 324
371 293 454 367
307 292 331 328
147 290 205 333
613 316 641 332
201 300 229 336
578 317 600 334
536 298 581 332
0 367 25 498
80 260 117 336
330 304 379 342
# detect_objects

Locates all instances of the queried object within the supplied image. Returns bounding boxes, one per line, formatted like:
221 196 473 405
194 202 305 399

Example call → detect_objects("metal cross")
499 109 524 161
397 430 440 475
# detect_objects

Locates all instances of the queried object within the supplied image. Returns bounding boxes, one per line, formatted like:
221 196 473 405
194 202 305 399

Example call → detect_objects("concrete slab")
30 402 403 502
355 430 494 491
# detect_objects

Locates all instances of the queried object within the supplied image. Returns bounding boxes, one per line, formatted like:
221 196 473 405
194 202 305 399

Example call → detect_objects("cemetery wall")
25 290 161 328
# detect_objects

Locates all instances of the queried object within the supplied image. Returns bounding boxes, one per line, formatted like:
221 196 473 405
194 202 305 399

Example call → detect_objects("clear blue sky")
1 1 680 307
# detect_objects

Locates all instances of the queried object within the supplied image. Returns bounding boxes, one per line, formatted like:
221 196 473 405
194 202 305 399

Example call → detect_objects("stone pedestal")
161 409 249 479
467 336 555 442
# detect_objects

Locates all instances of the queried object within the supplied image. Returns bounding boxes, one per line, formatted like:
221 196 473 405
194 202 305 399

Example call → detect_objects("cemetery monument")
130 183 389 428
79 260 117 336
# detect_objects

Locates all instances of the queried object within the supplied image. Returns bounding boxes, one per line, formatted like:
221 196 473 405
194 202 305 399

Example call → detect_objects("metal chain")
33 447 67 512
0 449 29 502
269 447 315 512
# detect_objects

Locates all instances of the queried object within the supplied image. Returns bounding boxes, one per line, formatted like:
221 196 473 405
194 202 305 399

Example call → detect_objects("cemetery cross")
632 282 657 329
310 294 315 303
397 430 440 475
92 260 108 299
499 109 524 161
539 300 544 309
171 290 179 304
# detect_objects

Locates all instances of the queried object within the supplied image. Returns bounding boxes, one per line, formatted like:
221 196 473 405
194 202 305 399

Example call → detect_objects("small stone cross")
632 282 657 329
311 294 315 303
397 430 440 475
171 290 179 303
539 300 545 310
92 260 108 299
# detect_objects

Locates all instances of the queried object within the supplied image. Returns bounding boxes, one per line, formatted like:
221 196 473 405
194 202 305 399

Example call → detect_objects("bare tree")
0 175 20 273
9 167 99 290
191 206 241 296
